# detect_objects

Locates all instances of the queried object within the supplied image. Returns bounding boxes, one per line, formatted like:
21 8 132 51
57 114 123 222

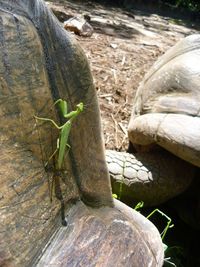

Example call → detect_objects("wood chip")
118 122 128 136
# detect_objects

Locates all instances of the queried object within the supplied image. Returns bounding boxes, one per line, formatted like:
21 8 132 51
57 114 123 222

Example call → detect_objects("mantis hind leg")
66 143 71 153
44 138 59 168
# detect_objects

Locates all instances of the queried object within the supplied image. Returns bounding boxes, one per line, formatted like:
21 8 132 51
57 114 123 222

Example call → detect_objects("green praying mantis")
34 99 83 226
34 99 84 170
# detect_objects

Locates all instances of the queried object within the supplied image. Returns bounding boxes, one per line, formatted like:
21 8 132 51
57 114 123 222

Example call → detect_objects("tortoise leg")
36 200 164 267
106 149 194 206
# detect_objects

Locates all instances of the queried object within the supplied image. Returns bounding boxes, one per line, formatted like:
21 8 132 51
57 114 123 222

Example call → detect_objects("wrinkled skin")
129 34 200 167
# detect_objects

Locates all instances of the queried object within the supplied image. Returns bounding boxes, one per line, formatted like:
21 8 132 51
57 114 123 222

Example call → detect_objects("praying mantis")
34 99 84 170
34 99 84 225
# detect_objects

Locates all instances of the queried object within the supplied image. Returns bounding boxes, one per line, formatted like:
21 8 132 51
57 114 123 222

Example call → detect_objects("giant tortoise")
0 0 164 266
107 34 200 212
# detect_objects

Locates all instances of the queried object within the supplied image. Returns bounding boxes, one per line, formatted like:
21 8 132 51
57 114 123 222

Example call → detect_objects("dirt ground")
47 0 198 151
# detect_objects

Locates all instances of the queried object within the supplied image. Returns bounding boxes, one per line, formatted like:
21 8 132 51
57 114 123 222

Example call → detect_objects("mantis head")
77 102 84 113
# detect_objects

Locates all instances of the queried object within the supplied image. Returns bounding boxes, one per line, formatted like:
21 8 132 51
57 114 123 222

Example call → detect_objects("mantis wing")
57 121 71 170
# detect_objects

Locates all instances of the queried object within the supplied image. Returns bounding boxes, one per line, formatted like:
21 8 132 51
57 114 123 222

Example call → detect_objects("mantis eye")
77 102 83 112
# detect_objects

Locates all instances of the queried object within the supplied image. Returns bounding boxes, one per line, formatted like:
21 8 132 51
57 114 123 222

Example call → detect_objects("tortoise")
0 0 164 266
106 34 200 212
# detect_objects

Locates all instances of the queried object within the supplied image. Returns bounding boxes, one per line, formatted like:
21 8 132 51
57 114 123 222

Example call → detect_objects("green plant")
147 209 174 241
134 201 144 211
